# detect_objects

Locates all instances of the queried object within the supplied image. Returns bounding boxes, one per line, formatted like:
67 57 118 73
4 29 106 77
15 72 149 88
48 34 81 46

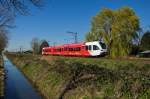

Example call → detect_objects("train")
42 41 107 57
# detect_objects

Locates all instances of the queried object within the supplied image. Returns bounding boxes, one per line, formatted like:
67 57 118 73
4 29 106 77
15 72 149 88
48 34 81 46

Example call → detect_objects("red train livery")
42 41 107 57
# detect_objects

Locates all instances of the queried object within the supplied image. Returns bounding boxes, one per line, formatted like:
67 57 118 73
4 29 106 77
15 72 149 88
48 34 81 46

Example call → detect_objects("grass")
41 55 150 70
6 53 150 99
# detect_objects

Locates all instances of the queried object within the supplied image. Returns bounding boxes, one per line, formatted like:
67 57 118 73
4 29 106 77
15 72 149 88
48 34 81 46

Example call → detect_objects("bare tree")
0 5 14 54
0 9 15 29
0 6 11 67
0 28 8 55
31 38 40 54
0 0 44 15
0 0 44 29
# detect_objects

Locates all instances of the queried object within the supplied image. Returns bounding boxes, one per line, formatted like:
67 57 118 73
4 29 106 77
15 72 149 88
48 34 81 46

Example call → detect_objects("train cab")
85 41 107 56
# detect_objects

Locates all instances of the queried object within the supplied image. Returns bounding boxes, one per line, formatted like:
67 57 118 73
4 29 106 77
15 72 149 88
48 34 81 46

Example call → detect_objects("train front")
99 42 107 56
85 41 107 57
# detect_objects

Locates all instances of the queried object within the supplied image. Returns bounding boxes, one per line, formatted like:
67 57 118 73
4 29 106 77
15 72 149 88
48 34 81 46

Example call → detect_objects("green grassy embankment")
0 56 4 98
6 53 150 99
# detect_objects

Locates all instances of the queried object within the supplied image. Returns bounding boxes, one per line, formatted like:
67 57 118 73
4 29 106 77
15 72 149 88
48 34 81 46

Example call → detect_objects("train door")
91 45 100 56
81 46 89 56
86 44 100 56
85 45 93 56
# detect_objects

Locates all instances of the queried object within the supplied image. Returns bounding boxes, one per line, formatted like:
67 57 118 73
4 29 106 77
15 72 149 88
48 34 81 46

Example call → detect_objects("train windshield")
99 42 106 49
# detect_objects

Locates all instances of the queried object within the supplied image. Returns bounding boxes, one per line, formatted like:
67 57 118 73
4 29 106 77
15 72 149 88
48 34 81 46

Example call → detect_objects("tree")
140 31 150 51
0 0 44 54
0 10 14 29
86 7 140 58
0 0 43 15
39 40 49 54
31 38 40 54
0 0 44 37
85 32 101 42
0 28 8 55
0 0 44 29
0 7 13 54
31 39 49 54
85 32 94 42
0 5 12 65
0 28 8 66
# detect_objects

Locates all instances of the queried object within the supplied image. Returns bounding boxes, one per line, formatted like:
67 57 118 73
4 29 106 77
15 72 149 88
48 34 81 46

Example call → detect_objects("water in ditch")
4 58 42 99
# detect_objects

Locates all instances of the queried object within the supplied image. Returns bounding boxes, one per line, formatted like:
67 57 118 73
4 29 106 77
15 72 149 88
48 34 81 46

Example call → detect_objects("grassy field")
41 55 150 70
0 56 4 98
6 53 150 99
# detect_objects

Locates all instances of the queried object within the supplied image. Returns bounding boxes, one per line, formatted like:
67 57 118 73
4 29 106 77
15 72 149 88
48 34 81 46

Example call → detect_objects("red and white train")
42 41 107 57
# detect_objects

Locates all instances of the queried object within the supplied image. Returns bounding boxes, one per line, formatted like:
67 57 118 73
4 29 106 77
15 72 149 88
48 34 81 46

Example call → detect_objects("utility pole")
48 41 57 47
20 46 23 53
64 39 68 44
67 31 78 43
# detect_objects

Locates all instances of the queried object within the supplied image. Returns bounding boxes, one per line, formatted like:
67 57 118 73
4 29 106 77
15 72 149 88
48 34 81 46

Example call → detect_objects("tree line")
85 7 150 58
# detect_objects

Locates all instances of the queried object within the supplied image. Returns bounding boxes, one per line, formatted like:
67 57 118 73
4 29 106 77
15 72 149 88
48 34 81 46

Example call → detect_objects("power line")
67 31 78 43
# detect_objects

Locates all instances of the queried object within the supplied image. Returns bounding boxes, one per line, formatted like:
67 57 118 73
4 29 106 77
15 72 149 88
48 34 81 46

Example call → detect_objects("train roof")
43 42 85 49
63 42 85 46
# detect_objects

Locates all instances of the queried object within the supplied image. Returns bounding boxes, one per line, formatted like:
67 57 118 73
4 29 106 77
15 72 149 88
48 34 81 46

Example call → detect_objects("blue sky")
7 0 150 51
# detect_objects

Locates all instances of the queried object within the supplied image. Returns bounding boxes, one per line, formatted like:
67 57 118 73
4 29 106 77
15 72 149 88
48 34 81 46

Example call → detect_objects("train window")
75 47 81 51
93 45 99 50
77 47 81 51
70 48 73 51
99 42 106 49
58 48 61 52
88 45 91 50
64 47 67 51
73 48 76 51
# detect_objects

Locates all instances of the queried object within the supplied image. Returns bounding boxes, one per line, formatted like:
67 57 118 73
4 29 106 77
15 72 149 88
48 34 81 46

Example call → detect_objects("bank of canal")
4 58 42 99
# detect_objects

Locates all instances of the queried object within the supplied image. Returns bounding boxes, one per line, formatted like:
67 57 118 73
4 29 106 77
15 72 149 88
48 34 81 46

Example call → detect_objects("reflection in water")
4 59 42 99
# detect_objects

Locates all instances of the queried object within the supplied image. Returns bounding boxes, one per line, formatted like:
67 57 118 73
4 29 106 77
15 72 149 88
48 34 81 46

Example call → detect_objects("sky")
7 0 150 51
